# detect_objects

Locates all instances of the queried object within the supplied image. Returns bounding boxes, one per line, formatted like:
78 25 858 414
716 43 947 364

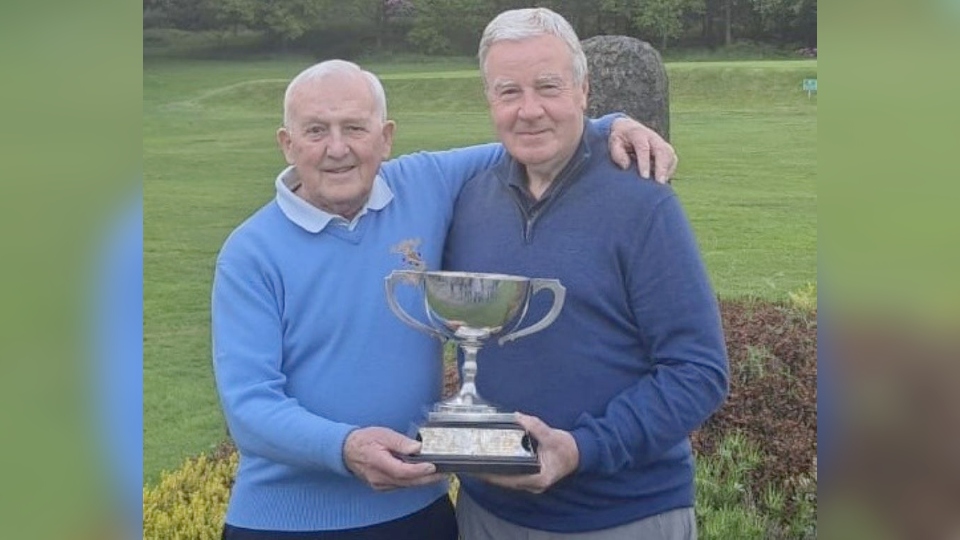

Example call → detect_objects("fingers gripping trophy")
385 269 565 474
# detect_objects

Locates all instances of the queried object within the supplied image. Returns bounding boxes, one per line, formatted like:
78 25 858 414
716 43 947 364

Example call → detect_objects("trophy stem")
459 342 481 405
435 340 502 416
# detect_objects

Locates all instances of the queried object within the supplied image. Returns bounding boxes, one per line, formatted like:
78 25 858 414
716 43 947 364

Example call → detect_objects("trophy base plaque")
403 419 540 474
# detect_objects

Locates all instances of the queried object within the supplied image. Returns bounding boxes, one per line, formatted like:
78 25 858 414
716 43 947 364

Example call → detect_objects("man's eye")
306 126 325 135
346 125 366 133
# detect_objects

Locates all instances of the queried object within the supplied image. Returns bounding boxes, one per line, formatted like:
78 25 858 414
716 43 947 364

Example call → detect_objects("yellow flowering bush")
142 445 461 539
143 450 238 540
447 474 460 505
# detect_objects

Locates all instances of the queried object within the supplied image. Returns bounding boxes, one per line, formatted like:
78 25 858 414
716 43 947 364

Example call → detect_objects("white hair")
282 59 388 127
478 8 587 88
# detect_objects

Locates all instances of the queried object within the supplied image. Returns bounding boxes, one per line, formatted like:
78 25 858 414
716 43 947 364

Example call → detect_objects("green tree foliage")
255 0 325 44
408 0 494 55
747 0 815 44
603 0 706 50
143 0 817 54
146 0 219 29
215 0 258 34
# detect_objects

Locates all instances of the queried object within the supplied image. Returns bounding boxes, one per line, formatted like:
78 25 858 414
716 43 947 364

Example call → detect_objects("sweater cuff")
570 426 600 475
592 113 627 136
320 424 360 477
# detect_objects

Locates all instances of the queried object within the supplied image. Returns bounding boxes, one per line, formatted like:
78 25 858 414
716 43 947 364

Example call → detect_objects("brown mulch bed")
695 299 817 492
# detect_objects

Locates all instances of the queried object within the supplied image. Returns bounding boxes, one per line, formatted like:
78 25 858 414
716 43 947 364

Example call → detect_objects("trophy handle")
497 279 566 346
384 270 445 340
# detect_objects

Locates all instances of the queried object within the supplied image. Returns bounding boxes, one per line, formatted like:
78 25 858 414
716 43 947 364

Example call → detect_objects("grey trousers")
456 490 697 540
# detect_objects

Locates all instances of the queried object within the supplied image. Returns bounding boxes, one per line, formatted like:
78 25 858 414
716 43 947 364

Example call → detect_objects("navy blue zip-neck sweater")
443 120 729 532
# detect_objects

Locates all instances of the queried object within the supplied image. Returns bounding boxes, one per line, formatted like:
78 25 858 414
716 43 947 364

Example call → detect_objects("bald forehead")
286 68 387 126
286 72 377 121
291 69 369 99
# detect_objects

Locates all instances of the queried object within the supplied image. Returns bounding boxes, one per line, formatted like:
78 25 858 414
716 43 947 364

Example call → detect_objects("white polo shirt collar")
274 166 393 233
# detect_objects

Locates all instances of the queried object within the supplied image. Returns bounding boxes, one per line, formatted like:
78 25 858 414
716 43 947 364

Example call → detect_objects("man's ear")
277 127 295 165
580 78 589 111
380 120 396 159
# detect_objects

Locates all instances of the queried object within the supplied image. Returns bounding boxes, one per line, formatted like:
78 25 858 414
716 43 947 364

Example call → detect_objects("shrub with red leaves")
693 300 817 501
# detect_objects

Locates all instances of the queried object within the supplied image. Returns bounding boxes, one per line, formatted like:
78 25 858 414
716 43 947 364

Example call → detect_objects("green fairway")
144 58 816 484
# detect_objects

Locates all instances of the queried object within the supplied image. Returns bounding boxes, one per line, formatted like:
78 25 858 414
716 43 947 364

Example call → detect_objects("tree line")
143 0 816 56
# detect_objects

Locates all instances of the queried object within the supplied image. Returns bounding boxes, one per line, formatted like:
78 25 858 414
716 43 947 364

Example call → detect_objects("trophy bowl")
421 272 529 340
385 270 565 474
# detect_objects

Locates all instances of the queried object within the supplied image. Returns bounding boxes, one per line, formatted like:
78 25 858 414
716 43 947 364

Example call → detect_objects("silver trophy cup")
385 270 565 474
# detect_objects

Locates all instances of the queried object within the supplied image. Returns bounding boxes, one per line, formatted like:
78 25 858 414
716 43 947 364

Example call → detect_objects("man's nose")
517 91 545 120
326 131 350 158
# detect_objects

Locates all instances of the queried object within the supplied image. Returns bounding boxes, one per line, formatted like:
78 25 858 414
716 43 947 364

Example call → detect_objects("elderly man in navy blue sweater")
443 8 729 540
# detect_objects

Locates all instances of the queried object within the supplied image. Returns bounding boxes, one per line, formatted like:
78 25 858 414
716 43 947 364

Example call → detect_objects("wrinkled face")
484 34 588 180
277 72 395 219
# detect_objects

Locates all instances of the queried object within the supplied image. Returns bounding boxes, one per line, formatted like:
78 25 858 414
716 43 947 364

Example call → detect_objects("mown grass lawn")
144 57 816 484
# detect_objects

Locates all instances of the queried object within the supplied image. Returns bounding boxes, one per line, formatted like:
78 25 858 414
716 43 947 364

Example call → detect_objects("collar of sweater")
497 118 600 204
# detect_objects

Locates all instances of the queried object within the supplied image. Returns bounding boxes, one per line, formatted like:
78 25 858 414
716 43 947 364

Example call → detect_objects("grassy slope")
143 59 816 483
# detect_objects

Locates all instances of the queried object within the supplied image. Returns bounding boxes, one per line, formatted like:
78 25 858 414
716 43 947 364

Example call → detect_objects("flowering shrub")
142 448 459 540
143 451 237 540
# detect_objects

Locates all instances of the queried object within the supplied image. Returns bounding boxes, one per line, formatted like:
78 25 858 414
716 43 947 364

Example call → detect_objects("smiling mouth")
324 165 356 174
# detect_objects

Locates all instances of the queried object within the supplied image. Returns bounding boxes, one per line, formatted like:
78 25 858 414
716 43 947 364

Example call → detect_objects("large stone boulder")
581 35 670 141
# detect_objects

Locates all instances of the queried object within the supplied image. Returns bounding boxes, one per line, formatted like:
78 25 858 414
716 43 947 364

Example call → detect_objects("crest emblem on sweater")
391 238 426 270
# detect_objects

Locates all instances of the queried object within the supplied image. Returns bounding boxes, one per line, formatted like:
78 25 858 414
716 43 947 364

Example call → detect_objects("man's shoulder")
217 201 283 260
466 161 504 183
459 159 508 193
582 126 673 200
586 157 675 206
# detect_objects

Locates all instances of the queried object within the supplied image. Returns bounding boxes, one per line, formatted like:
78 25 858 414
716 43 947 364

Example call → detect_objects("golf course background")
144 56 816 485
